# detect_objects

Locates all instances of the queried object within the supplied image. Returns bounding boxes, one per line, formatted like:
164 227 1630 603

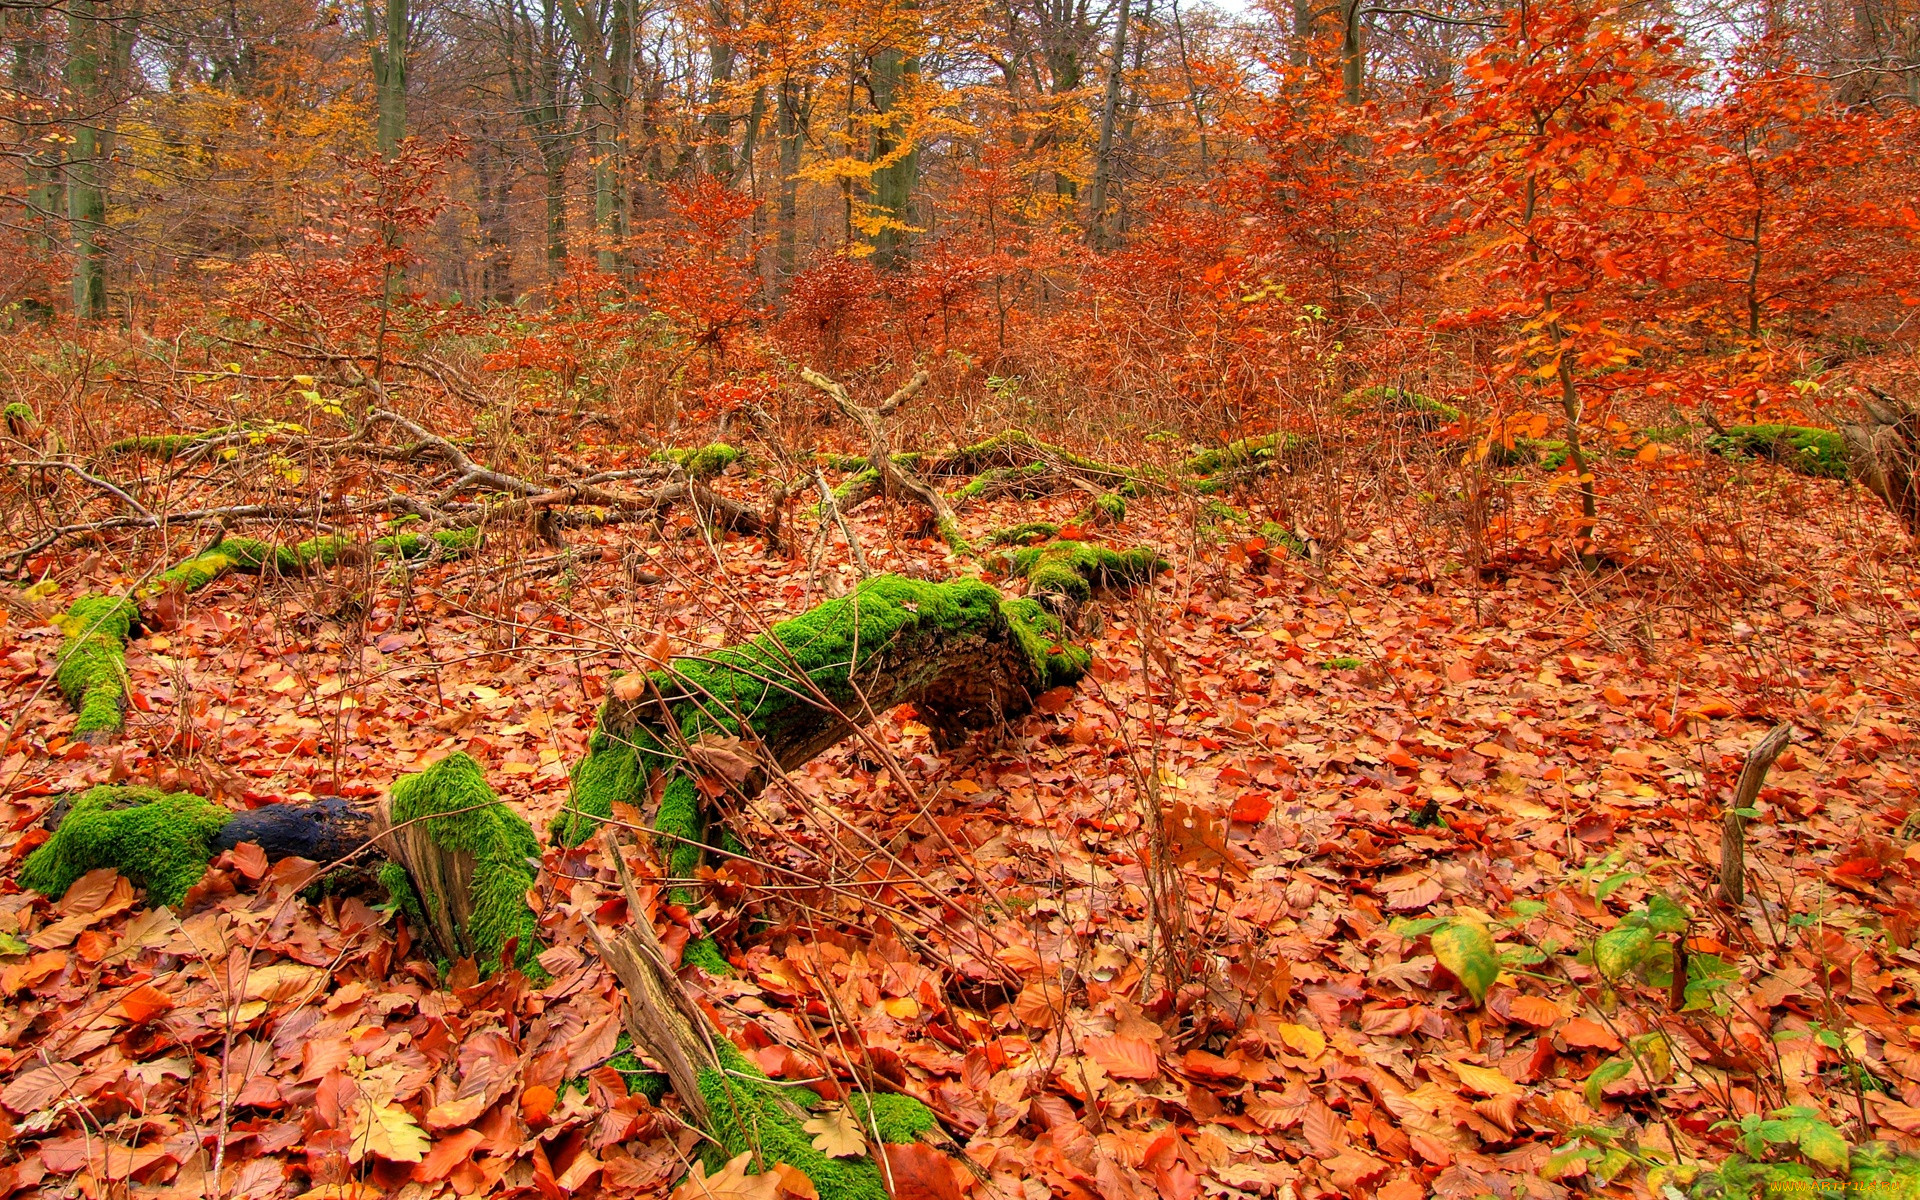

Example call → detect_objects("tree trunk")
369 0 407 155
1085 0 1129 248
869 39 919 268
65 0 107 320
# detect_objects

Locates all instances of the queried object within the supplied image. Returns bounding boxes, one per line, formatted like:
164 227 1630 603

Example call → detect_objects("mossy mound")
20 785 231 906
1256 522 1310 560
988 522 1061 546
55 596 138 738
1338 386 1462 430
556 576 1091 850
1008 540 1166 605
697 1039 936 1200
3 402 36 427
1181 435 1312 493
1707 425 1849 479
387 752 545 978
654 443 742 478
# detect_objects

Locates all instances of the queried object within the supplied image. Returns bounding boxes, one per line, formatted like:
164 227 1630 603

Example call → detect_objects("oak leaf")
804 1105 869 1158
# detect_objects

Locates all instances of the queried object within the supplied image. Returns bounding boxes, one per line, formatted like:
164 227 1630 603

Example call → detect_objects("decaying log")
1842 387 1920 537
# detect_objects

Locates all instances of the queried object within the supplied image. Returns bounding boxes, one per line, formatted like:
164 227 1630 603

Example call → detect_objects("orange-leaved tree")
1420 0 1697 563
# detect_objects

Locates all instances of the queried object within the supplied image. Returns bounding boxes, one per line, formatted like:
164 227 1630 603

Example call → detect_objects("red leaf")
879 1143 964 1200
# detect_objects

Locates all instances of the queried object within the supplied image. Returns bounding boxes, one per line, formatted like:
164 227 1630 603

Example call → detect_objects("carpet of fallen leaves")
2 440 1919 1200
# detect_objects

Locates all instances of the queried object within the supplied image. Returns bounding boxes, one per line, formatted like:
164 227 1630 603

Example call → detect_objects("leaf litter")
0 452 1916 1200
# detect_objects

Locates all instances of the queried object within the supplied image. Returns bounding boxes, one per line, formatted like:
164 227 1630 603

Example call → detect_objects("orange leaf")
878 1142 965 1200
1558 1017 1621 1051
1507 995 1564 1027
520 1084 557 1124
1082 1035 1160 1080
413 1128 485 1182
1229 791 1274 824
115 983 175 1024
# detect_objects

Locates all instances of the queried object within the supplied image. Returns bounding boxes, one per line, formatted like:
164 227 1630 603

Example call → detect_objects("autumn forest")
2 0 1919 1195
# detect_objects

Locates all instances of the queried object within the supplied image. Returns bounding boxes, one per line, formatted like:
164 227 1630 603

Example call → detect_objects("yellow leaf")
347 1100 430 1164
803 1105 870 1158
1273 1022 1327 1060
1452 1061 1522 1097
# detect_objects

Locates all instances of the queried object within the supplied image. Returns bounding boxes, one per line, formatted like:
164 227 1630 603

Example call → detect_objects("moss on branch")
653 443 743 478
55 596 138 739
20 785 231 906
1707 425 1850 479
154 528 480 594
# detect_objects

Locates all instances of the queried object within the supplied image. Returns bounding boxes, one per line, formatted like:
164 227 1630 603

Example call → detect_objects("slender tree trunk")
776 76 802 289
706 0 735 178
1085 0 1130 248
369 0 407 155
1339 0 1363 103
543 149 569 280
65 0 107 320
1291 0 1311 67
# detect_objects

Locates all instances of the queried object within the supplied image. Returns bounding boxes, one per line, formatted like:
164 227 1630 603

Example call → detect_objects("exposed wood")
1718 722 1793 906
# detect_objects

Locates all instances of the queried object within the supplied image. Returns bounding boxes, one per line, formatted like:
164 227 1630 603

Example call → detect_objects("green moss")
1008 541 1166 604
987 522 1060 546
1337 386 1462 429
155 528 478 594
1091 492 1126 522
1256 522 1309 560
100 430 221 458
56 596 136 737
556 576 1086 848
697 1039 934 1200
4 402 36 426
1003 598 1091 689
1707 425 1850 479
607 1032 671 1101
19 785 230 906
387 752 545 979
378 859 425 923
1181 434 1309 480
655 443 742 478
683 937 730 975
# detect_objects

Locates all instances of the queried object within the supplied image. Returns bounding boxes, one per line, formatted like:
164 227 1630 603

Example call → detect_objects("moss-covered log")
54 596 139 742
1706 424 1850 479
557 574 1090 854
154 528 480 594
20 786 378 906
1006 540 1165 611
378 752 545 978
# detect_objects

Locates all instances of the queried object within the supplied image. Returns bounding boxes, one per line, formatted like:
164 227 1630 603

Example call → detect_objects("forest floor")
2 427 1918 1200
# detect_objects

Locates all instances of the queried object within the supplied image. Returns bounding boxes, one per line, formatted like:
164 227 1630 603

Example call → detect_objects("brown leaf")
2 1063 85 1114
668 1152 781 1200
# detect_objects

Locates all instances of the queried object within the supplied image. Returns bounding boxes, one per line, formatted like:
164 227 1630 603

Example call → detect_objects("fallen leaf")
669 1152 781 1200
804 1105 869 1158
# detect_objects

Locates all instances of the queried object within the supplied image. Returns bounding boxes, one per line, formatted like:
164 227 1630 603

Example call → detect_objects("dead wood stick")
1719 722 1794 907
